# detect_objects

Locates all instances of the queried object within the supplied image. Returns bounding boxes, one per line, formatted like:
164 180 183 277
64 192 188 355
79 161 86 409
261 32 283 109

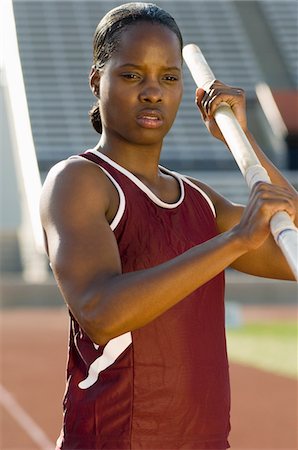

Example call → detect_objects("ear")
89 66 101 98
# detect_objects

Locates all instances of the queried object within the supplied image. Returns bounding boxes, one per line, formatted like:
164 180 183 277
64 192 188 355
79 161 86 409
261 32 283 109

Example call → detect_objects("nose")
139 79 162 103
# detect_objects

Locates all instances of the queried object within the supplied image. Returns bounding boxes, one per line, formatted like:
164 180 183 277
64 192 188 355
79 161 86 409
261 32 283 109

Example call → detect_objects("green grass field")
226 322 297 379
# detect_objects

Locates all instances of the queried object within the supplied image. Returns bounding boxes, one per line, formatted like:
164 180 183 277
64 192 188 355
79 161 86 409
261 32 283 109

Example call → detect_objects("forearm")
77 229 246 345
245 131 296 192
222 128 298 224
243 130 298 226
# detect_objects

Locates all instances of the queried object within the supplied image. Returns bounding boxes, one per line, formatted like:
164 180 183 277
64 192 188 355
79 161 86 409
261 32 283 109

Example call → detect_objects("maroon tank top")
57 150 230 450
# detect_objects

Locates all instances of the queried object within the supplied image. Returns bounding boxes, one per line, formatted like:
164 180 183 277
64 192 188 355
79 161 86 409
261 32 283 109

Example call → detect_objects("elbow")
88 329 110 347
83 314 130 347
81 313 112 347
70 284 123 346
93 335 111 347
78 301 116 347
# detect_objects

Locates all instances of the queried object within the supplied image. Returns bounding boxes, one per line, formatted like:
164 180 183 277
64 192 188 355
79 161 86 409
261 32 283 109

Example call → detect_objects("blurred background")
0 0 297 449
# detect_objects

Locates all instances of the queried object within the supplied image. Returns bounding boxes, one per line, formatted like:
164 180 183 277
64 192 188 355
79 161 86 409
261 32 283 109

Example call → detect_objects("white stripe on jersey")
78 332 132 389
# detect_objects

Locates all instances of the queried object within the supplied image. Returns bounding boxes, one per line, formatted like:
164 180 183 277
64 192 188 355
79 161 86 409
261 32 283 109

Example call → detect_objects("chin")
134 126 170 145
134 136 165 147
115 130 165 147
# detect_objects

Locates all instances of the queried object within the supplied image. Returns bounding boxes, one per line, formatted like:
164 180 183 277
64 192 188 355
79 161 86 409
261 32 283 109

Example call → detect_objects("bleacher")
9 0 298 193
13 0 265 176
2 0 297 279
260 0 298 88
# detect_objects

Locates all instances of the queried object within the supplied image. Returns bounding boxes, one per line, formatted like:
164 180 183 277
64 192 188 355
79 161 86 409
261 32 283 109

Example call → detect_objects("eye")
163 74 179 82
121 72 141 80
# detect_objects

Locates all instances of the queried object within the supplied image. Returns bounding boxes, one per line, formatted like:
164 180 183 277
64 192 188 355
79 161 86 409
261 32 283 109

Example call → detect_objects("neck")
96 132 163 182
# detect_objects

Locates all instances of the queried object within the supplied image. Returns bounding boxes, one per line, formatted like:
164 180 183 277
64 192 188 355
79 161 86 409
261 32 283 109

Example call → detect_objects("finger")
248 187 296 221
200 91 213 118
200 89 226 118
259 199 296 221
195 87 205 103
252 182 296 199
195 88 208 121
207 89 245 117
208 80 227 90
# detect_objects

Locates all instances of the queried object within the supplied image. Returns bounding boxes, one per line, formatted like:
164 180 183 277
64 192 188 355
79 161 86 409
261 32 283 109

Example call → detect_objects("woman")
40 3 297 449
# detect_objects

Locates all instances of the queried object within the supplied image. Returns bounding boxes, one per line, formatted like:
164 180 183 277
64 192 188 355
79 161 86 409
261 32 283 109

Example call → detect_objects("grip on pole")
183 43 298 281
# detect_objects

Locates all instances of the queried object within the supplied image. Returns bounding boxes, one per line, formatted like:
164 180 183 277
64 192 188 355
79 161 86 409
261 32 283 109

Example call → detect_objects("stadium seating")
2 0 297 276
260 0 297 88
13 0 265 174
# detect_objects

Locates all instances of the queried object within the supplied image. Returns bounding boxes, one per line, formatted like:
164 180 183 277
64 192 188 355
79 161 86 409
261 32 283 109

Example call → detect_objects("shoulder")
42 156 108 192
40 156 115 229
184 175 245 232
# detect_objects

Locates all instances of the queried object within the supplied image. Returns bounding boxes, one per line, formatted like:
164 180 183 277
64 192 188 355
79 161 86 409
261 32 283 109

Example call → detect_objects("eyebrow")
118 63 181 71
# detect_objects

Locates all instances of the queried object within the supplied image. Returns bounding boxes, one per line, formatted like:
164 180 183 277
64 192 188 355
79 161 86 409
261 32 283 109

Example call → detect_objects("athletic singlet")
57 149 230 450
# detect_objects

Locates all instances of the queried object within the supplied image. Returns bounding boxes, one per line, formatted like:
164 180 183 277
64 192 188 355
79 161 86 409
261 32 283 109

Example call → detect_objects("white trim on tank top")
65 156 132 391
172 173 216 217
87 149 185 209
67 153 216 390
78 331 132 390
87 149 216 217
70 151 216 233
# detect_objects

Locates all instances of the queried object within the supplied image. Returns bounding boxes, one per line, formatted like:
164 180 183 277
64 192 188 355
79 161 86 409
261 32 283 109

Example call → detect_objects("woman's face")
97 22 183 146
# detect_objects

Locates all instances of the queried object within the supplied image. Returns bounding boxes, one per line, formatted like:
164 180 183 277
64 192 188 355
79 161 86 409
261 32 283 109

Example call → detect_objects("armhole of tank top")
68 155 126 231
178 174 216 218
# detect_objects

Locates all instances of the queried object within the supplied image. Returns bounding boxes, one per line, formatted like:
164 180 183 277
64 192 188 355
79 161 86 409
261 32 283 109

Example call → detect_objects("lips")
136 109 164 129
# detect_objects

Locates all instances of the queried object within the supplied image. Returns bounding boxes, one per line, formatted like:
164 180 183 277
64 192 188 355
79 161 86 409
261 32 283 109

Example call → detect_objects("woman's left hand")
195 80 248 142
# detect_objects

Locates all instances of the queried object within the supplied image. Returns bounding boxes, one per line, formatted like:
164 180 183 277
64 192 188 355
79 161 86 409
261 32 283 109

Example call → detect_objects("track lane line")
0 384 54 449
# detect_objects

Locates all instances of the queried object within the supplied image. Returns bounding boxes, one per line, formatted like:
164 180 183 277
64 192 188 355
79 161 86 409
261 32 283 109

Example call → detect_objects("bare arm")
245 130 298 204
229 131 297 277
189 178 296 280
40 158 282 346
194 82 298 279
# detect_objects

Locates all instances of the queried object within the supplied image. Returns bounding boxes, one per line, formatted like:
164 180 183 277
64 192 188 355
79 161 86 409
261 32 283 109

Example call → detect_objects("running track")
0 308 297 450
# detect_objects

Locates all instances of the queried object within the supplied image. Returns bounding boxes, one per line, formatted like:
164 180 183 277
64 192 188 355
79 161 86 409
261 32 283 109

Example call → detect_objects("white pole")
183 44 298 281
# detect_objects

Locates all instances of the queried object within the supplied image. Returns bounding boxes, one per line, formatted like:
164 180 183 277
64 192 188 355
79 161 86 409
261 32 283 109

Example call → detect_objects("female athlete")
40 3 297 449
